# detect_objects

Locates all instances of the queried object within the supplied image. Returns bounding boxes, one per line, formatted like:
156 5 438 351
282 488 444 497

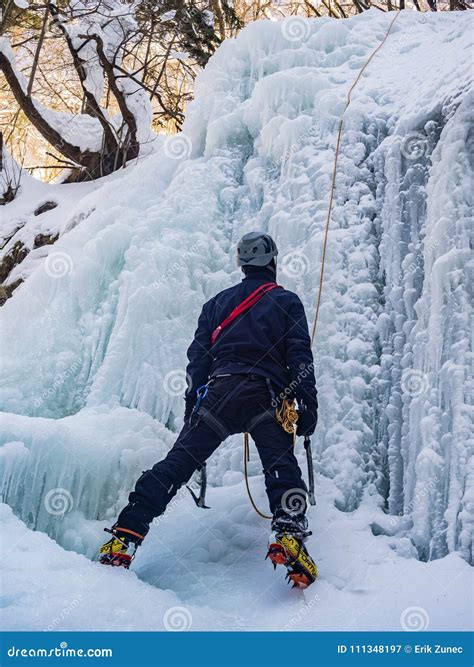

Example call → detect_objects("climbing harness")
244 10 402 521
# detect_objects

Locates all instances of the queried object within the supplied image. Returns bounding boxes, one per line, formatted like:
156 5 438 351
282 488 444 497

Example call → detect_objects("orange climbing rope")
310 10 401 345
244 432 273 519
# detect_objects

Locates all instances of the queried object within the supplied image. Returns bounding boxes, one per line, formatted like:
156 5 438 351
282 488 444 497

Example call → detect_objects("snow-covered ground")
2 477 471 631
0 10 472 631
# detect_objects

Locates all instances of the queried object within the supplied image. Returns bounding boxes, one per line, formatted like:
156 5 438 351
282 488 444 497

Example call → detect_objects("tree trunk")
0 0 14 35
90 34 140 161
0 51 92 168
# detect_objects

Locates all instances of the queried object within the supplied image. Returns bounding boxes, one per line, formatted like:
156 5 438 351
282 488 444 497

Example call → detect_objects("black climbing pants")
116 374 306 539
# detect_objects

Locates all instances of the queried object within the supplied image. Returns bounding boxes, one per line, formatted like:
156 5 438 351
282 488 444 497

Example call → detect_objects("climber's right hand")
296 399 318 437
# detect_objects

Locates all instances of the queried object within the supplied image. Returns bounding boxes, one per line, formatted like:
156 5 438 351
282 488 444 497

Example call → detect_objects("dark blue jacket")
185 267 317 409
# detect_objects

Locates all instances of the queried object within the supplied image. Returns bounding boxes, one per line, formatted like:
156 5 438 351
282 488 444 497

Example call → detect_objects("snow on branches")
1 0 153 179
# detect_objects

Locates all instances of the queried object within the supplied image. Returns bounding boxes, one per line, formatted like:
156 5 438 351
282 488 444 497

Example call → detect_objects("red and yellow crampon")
99 536 135 569
267 533 318 589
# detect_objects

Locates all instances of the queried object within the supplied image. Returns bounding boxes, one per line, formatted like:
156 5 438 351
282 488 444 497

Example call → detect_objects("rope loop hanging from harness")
242 10 402 521
243 432 273 520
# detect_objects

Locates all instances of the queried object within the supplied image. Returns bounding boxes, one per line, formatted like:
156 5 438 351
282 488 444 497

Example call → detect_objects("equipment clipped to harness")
211 282 281 344
193 382 211 413
274 399 316 507
187 381 213 509
275 398 299 436
189 378 214 422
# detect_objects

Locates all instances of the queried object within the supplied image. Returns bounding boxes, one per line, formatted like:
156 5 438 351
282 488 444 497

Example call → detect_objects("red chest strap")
211 282 281 345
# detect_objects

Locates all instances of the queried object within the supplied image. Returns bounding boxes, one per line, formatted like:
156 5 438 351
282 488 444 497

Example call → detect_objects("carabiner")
194 380 212 413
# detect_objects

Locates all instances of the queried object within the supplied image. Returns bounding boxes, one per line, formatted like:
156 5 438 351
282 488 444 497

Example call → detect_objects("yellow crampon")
99 537 127 555
268 533 318 589
99 536 134 569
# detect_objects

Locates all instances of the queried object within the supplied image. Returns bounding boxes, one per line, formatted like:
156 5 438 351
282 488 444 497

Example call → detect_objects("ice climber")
99 231 319 588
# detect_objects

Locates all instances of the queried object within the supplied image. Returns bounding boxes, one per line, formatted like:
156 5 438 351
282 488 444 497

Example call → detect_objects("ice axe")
304 436 316 506
186 463 210 509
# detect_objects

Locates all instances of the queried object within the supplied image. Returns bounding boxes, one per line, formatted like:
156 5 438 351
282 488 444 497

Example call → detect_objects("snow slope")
0 10 473 631
2 480 471 631
0 144 162 289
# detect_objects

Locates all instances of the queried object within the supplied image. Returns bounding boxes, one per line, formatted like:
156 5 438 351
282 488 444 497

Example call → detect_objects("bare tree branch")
27 6 49 95
83 32 139 159
46 2 118 151
0 50 90 167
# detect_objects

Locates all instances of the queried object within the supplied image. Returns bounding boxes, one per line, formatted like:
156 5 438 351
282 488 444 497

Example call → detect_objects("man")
99 232 319 588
